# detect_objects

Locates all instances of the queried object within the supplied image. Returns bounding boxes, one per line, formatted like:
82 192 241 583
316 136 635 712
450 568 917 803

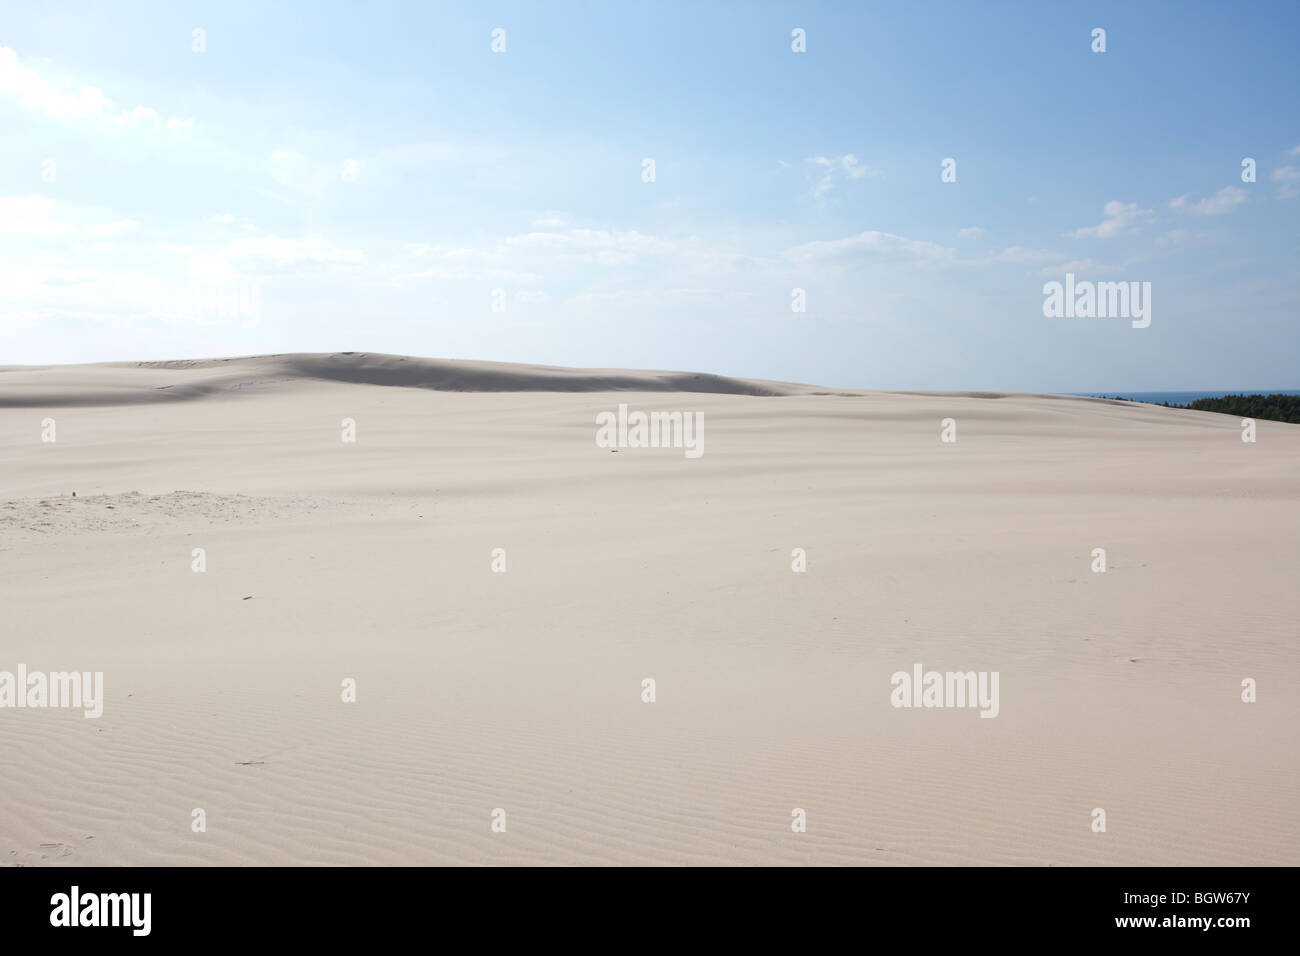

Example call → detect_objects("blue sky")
2 0 1297 390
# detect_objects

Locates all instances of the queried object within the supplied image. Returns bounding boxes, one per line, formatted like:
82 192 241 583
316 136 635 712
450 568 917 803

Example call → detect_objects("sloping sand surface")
0 352 820 407
1 354 1297 865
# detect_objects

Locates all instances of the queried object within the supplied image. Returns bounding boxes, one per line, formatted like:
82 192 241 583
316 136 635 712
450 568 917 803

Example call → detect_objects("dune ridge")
0 352 837 407
0 352 1139 408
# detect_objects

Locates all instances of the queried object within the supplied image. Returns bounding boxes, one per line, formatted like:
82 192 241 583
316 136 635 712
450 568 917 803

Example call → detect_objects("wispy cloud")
1271 165 1300 199
1068 200 1151 239
1036 258 1117 276
0 195 138 237
0 46 191 132
503 228 679 266
991 246 1059 263
1168 185 1248 215
785 230 954 266
807 154 875 197
220 236 364 265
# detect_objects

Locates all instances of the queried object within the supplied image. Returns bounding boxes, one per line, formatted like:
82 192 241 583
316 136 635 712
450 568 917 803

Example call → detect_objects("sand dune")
1 355 1297 865
0 352 824 407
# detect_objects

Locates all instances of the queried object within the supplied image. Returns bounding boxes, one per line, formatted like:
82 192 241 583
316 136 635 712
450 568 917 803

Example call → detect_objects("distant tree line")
1184 394 1300 423
1099 393 1300 424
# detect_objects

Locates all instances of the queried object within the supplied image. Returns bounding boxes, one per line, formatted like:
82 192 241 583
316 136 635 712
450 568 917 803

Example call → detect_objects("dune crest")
0 352 825 407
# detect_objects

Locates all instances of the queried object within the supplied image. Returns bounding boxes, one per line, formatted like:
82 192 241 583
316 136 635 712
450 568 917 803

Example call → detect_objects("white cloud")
1168 185 1248 215
0 47 192 132
503 229 677 266
838 155 869 179
0 47 112 120
151 236 365 285
0 195 138 237
111 105 158 128
269 149 369 198
269 149 307 190
981 246 1118 273
958 226 985 240
1036 258 1115 276
219 236 364 265
1271 165 1300 199
395 226 763 288
398 244 529 281
785 230 955 266
404 266 543 283
807 154 876 197
0 256 172 327
567 287 728 308
1068 200 1151 239
992 246 1062 263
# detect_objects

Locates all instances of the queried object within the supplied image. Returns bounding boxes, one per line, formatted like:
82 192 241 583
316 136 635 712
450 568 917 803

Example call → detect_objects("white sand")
1 353 1297 865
